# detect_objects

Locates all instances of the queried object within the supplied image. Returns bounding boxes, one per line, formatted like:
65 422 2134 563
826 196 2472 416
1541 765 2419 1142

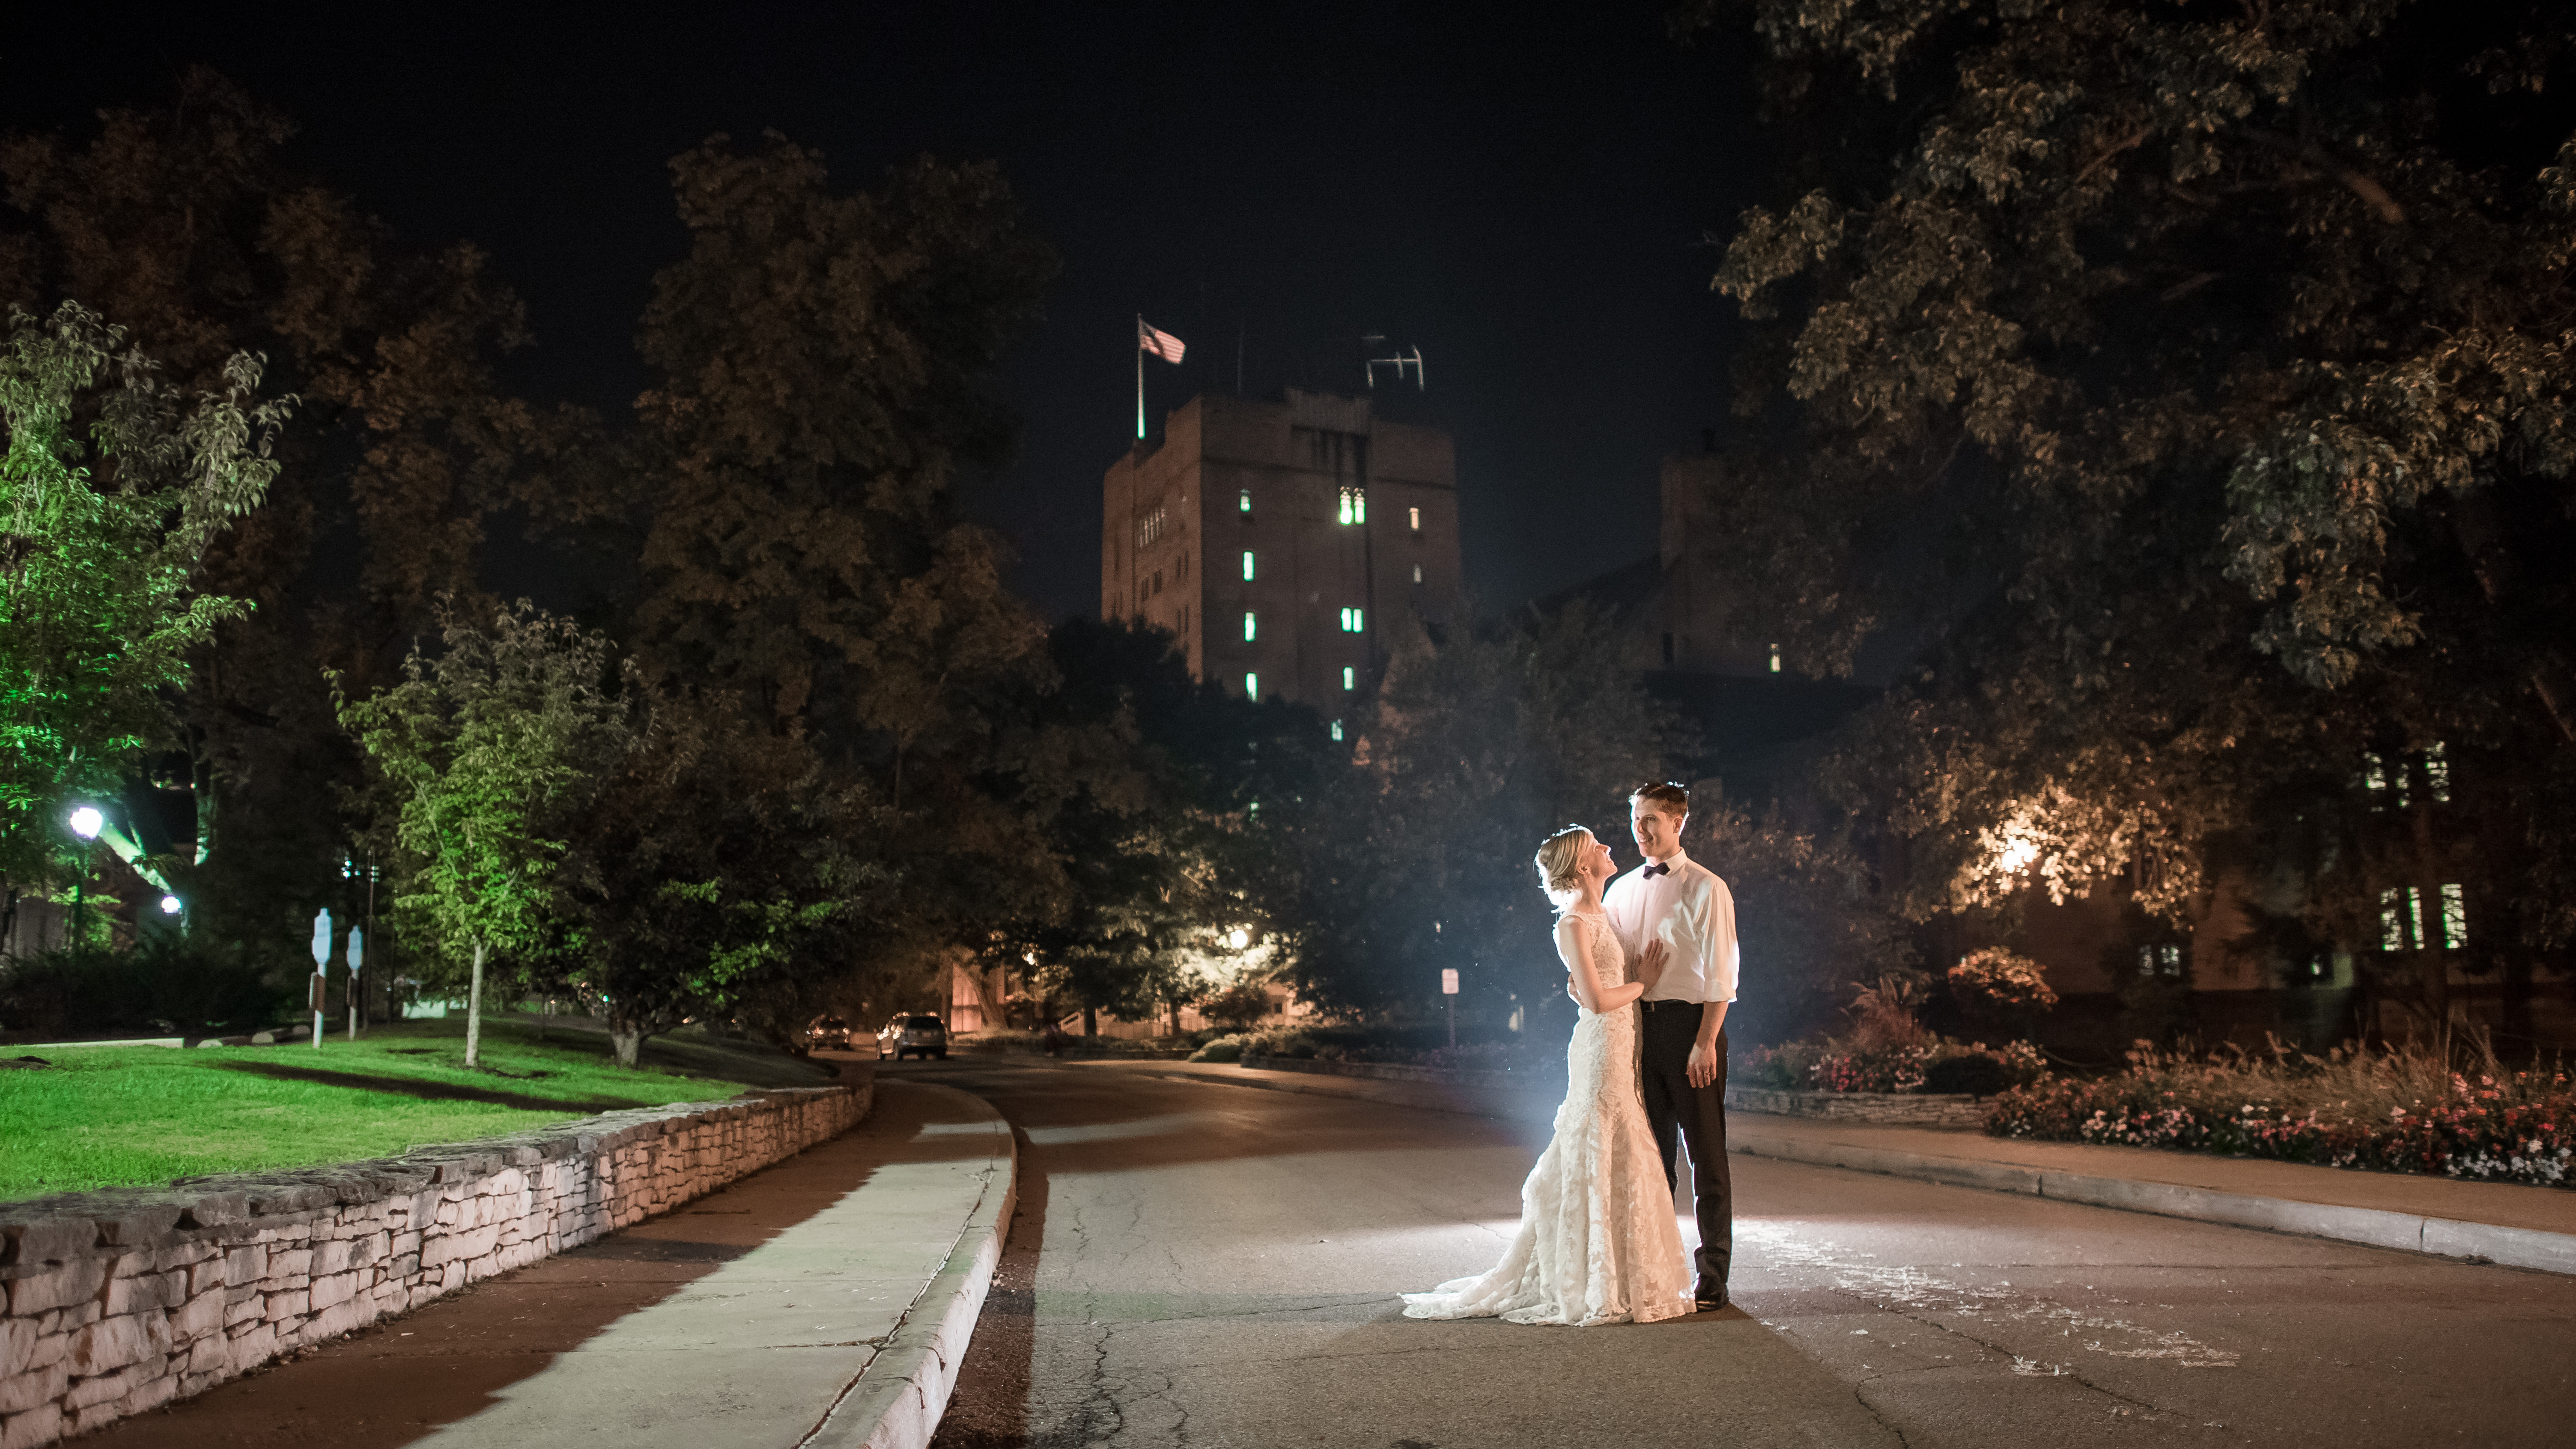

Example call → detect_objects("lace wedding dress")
1401 910 1692 1326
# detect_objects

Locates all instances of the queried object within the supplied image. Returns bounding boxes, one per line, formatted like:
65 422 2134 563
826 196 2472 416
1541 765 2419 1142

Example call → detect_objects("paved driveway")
918 1056 2576 1449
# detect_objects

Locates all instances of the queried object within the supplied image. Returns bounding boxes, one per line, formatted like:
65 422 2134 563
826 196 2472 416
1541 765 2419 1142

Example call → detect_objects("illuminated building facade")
1101 388 1461 710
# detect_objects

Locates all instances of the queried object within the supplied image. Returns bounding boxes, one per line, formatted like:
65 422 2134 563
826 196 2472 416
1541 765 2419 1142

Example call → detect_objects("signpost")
1441 968 1459 1049
346 927 365 1041
309 909 334 1049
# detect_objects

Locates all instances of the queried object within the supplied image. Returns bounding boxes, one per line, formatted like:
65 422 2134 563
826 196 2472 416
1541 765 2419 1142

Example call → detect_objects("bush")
1202 982 1274 1031
1188 1036 1243 1062
1924 1052 2012 1097
1986 1042 2576 1188
1947 948 2058 1011
0 936 296 1038
1740 1036 2044 1096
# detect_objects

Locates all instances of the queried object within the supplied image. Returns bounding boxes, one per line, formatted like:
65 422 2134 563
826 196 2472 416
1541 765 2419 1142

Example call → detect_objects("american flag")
1138 318 1187 364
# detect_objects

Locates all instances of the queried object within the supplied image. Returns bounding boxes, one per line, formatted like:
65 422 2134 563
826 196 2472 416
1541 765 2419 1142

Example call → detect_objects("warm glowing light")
1995 832 2038 875
1227 928 1249 950
67 807 104 840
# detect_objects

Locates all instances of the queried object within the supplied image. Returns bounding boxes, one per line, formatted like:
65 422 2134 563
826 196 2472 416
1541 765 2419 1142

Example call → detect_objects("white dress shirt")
1603 848 1739 1005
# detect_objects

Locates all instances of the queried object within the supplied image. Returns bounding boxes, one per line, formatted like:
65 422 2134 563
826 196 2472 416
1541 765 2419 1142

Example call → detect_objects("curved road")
908 1055 2576 1449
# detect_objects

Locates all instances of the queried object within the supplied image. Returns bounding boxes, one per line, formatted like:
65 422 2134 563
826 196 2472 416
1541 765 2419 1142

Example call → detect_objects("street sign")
310 909 333 1049
1441 969 1458 995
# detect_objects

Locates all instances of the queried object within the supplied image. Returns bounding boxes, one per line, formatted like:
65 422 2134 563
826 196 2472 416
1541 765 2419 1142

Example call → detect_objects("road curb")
1732 1130 2576 1276
804 1084 1019 1449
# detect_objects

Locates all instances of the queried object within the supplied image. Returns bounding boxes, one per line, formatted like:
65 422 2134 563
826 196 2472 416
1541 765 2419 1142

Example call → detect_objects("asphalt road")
908 1055 2576 1449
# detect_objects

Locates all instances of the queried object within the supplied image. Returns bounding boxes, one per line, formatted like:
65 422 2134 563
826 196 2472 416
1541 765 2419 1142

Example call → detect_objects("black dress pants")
1637 1003 1731 1297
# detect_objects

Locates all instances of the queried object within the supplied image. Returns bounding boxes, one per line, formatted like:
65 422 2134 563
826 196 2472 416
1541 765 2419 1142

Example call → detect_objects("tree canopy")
1682 0 2576 996
0 301 285 886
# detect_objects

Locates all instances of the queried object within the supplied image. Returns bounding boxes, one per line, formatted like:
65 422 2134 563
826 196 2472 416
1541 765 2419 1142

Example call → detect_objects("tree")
558 689 894 1066
1291 602 1696 1023
629 134 1054 776
974 619 1306 1035
0 301 286 887
1681 0 2576 981
336 602 626 1067
2 69 598 957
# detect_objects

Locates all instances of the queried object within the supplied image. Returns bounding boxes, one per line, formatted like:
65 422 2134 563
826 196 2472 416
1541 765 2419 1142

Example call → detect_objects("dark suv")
877 1013 949 1060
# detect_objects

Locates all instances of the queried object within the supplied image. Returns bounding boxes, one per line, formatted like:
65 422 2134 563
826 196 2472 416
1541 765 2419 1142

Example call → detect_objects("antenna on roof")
1366 342 1425 391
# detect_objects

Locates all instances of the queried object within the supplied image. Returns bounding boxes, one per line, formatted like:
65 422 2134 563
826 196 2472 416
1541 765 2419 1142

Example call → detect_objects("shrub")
1947 949 2058 1012
1202 982 1274 1031
0 936 294 1038
1188 1036 1243 1063
1741 1035 2042 1096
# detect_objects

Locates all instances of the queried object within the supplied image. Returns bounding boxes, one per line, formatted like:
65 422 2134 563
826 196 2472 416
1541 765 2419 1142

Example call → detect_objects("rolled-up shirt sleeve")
1704 875 1739 1004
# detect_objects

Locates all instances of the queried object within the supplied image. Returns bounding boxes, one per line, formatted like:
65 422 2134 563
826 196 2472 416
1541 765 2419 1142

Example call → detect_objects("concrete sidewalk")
1089 1056 2576 1275
76 1076 1014 1449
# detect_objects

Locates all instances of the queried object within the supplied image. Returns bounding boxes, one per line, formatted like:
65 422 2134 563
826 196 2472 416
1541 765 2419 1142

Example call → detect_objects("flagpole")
1135 314 1145 441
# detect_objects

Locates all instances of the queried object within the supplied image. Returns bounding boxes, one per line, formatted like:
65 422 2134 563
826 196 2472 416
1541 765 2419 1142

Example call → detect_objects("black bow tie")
1642 862 1671 878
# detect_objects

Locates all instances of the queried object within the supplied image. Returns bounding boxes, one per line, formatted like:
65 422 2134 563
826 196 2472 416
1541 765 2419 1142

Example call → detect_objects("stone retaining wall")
1723 1083 1989 1127
0 1082 869 1449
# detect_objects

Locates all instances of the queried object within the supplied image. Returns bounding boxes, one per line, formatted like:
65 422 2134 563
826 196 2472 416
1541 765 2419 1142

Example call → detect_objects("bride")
1402 824 1693 1327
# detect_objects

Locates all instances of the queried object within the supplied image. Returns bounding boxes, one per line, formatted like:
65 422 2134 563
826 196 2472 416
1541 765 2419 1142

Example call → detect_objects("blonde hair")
1533 825 1594 906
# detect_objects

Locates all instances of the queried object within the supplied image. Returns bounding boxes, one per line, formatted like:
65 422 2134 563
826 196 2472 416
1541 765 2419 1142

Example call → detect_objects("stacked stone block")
1722 1083 1989 1127
0 1082 868 1449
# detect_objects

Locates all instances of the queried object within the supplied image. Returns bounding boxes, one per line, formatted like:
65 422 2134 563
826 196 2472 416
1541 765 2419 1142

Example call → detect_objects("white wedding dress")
1402 909 1692 1326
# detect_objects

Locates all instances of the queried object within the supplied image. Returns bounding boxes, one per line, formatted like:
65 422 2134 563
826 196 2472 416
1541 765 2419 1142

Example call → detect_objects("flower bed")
1986 1047 2576 1189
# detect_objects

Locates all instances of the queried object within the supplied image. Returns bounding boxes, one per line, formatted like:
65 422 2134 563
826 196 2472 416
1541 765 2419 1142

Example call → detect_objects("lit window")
1408 506 1420 531
2440 883 2467 948
1239 489 1252 513
1243 611 1257 642
2381 888 2415 951
2135 944 2181 977
2426 742 2451 803
1136 504 1168 549
1242 550 1255 581
1412 564 1422 584
1338 486 1366 524
1768 643 1782 674
1339 607 1365 633
1329 720 1344 742
1244 672 1259 701
1342 666 1355 690
2361 752 2408 809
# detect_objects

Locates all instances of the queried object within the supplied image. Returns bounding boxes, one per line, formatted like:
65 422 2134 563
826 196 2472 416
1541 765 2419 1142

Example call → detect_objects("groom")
1604 780 1738 1311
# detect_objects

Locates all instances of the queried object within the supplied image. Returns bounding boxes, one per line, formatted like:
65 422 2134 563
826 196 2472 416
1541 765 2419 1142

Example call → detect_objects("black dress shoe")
1695 1291 1728 1313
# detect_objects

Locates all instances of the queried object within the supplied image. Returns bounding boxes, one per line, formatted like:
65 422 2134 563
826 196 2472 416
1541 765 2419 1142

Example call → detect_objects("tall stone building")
1101 389 1461 722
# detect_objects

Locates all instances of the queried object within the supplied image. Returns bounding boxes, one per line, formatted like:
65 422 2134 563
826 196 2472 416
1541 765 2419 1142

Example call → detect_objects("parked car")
808 1016 852 1051
877 1013 949 1060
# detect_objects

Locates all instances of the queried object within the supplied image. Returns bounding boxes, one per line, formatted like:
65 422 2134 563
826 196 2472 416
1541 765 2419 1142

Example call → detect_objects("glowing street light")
1227 928 1249 950
160 894 182 915
66 806 104 962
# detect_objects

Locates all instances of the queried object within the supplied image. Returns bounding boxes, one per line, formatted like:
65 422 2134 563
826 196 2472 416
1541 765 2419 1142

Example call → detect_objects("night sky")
4 3 1763 621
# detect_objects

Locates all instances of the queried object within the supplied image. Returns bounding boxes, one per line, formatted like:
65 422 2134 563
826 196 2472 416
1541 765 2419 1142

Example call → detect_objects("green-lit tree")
3 69 602 957
336 601 627 1067
0 300 286 887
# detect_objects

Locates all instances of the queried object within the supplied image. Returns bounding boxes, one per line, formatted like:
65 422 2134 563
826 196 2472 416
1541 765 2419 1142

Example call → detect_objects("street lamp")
67 807 103 960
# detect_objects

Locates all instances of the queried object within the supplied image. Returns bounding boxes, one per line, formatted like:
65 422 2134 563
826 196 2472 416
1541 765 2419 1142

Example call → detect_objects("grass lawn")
0 1017 837 1201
